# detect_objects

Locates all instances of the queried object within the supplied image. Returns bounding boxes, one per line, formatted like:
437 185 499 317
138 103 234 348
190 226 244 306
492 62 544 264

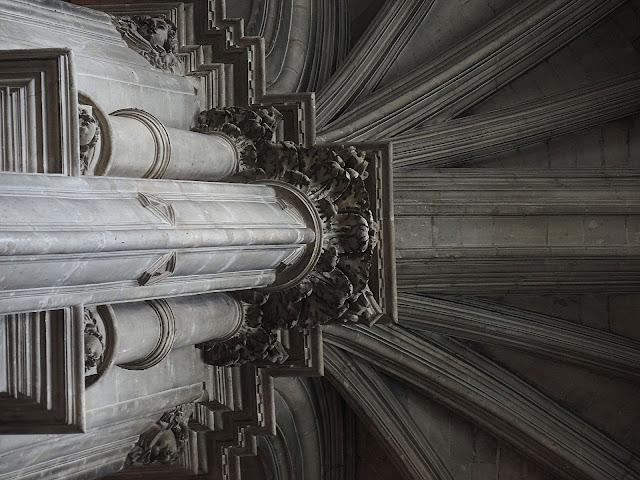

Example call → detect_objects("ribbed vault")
224 0 640 478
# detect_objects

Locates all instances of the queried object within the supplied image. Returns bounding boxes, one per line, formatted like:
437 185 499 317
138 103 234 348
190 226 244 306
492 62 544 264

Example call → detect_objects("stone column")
85 293 242 380
395 169 640 294
85 107 239 180
0 173 319 314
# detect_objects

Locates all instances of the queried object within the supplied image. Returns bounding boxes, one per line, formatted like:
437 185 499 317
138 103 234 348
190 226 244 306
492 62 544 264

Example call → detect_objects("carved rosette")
113 15 182 74
126 404 194 467
194 107 379 366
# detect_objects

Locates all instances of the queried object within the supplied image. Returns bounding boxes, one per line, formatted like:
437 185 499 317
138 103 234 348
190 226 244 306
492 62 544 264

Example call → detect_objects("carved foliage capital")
195 108 379 366
197 291 288 366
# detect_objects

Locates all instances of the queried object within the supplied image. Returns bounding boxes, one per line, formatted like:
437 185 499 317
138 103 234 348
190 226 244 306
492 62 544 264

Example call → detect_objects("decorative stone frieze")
194 107 380 365
126 404 194 467
114 15 182 74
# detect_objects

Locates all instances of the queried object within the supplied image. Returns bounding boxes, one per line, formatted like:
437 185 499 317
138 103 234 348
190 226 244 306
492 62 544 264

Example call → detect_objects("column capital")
195 107 382 365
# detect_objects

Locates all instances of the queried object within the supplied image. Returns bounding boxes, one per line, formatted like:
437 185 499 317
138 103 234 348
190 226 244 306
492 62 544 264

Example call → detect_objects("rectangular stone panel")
0 307 84 433
0 49 78 175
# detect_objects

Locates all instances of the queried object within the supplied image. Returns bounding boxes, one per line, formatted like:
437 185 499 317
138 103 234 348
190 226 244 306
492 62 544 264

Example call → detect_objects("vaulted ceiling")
228 1 640 478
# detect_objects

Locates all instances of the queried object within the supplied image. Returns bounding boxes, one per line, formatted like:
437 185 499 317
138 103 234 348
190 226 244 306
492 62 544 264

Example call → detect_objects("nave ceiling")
226 0 640 478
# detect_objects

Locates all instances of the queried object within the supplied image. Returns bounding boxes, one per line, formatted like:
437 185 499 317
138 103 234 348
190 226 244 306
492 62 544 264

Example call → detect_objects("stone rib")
315 0 436 128
393 169 640 216
396 255 640 295
324 324 640 480
398 293 640 382
325 345 455 480
317 0 625 142
392 74 640 169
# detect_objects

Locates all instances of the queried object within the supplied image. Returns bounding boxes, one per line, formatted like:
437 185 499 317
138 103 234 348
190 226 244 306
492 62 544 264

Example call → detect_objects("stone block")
579 294 609 330
460 217 495 247
548 132 577 168
575 126 603 168
433 217 463 247
449 413 475 478
602 120 630 167
584 215 626 246
548 215 584 247
473 429 497 463
609 294 640 341
498 446 524 479
395 216 433 249
627 114 640 168
626 215 640 245
494 216 547 247
472 462 497 480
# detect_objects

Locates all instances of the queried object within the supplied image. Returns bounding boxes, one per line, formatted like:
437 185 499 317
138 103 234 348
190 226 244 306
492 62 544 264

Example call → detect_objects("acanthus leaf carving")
197 291 289 366
194 108 379 366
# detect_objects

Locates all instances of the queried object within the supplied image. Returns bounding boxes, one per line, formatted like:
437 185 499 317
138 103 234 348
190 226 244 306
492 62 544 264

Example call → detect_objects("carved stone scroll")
194 107 380 365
